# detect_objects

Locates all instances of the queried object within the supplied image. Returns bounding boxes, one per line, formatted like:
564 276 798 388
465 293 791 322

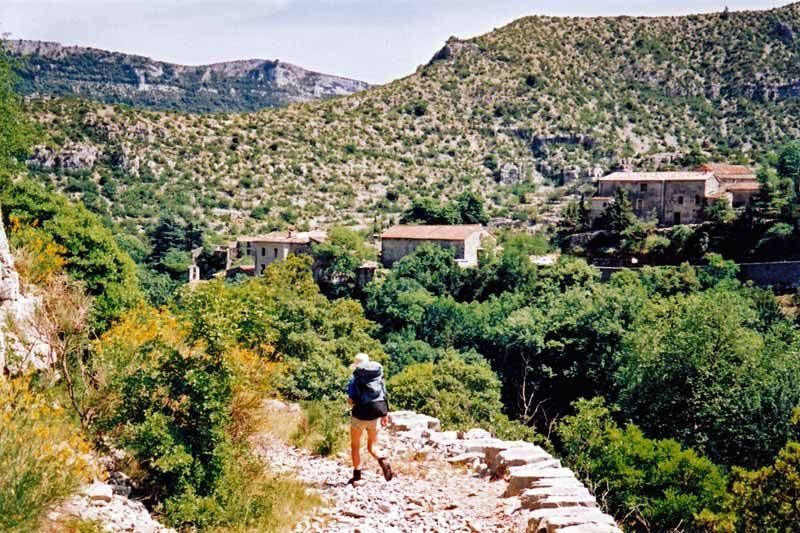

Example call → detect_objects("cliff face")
7 40 370 113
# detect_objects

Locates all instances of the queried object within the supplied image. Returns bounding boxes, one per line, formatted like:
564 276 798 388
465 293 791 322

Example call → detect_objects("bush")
0 377 94 533
291 401 348 457
388 351 505 428
732 441 800 532
556 398 735 532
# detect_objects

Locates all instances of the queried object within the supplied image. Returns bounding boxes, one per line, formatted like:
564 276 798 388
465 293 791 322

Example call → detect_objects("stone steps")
388 412 620 532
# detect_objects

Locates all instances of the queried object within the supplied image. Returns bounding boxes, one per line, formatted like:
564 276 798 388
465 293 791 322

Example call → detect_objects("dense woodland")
2 18 800 533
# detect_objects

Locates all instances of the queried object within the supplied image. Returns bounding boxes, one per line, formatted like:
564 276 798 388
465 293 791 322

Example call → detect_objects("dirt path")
251 408 528 532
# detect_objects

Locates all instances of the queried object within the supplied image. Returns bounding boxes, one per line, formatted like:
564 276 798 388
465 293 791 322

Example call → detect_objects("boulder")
528 508 618 533
82 482 113 503
530 494 598 510
388 411 441 432
447 452 484 466
482 440 534 470
520 486 594 510
505 466 578 497
464 428 492 440
558 525 623 533
494 446 555 477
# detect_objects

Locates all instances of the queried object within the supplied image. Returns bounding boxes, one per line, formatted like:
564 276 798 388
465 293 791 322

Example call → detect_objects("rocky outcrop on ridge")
7 40 371 113
254 402 620 532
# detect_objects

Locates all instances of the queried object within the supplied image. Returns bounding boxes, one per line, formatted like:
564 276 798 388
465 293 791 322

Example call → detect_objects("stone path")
252 406 620 533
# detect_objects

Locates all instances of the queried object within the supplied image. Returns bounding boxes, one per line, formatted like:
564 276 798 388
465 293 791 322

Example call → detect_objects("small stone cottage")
380 225 494 268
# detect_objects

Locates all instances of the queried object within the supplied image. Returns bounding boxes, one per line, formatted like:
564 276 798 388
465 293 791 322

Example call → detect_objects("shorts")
350 416 379 432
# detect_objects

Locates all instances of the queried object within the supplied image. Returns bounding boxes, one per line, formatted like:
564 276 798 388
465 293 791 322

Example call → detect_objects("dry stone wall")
388 411 621 533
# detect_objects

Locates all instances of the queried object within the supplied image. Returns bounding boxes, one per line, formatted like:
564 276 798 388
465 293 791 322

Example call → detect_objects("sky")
0 1 787 84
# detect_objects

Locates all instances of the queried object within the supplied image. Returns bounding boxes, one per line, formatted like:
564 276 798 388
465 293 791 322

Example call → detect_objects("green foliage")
705 197 736 224
390 243 463 296
388 351 506 429
290 401 348 457
556 197 590 237
401 192 489 225
556 398 735 532
732 441 800 532
617 288 800 467
0 378 93 533
598 188 637 232
312 226 376 296
0 179 141 329
0 44 33 177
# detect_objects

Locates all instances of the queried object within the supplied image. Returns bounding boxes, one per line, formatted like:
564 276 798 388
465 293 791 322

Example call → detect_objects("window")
640 183 648 193
695 195 701 205
261 247 265 257
673 212 681 225
273 248 278 258
636 199 643 210
677 196 684 205
602 202 608 208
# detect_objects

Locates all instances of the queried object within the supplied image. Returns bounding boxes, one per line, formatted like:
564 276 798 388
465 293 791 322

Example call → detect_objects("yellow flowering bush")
0 376 94 532
8 215 67 286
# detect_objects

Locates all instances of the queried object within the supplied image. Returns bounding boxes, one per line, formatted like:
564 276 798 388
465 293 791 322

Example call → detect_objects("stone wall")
595 261 800 290
381 239 466 268
389 411 621 532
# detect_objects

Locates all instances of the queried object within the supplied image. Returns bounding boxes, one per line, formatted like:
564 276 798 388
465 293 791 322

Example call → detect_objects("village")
186 161 789 289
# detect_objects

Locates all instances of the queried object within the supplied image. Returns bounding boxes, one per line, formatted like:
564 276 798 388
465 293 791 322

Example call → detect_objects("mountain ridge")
7 39 371 113
20 2 800 237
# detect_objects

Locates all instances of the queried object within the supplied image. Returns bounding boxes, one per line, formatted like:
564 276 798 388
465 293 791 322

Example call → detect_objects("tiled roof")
715 173 758 182
724 183 761 191
598 171 714 182
238 231 326 244
380 224 486 241
591 196 612 201
695 163 753 175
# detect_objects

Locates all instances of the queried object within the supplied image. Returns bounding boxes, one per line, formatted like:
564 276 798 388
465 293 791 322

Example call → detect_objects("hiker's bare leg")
350 425 363 470
366 425 383 461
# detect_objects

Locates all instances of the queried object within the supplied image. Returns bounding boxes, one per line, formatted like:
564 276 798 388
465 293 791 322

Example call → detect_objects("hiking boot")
378 458 393 481
347 469 362 485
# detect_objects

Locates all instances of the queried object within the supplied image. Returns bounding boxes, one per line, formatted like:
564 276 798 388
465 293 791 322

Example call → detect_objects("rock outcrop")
8 39 371 113
0 212 51 374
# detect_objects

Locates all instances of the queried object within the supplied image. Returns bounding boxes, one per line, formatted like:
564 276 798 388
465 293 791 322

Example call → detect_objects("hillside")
21 3 800 238
7 40 370 113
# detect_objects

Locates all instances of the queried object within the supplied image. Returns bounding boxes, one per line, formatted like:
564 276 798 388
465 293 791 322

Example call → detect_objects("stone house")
245 230 327 274
380 225 494 268
591 166 759 226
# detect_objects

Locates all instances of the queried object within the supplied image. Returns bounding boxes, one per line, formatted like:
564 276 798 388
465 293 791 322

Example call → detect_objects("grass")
290 401 348 457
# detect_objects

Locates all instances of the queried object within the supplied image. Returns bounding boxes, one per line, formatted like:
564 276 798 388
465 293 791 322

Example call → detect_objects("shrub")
388 351 505 428
0 377 94 533
556 398 735 532
290 400 348 457
732 441 800 532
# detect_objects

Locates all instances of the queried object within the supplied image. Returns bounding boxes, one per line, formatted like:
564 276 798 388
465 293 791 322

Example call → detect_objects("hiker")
347 352 393 484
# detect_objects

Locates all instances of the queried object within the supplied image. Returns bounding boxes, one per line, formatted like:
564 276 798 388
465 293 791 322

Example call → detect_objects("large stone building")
591 165 759 225
240 230 327 274
380 225 494 268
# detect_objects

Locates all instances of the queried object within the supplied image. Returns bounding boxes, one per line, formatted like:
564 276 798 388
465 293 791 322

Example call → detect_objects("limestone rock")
82 482 113 503
506 466 578 497
388 411 441 432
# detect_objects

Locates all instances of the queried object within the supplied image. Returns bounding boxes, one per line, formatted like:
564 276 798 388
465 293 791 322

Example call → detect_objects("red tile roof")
715 173 758 182
724 183 761 191
381 224 486 241
695 163 753 175
598 171 714 182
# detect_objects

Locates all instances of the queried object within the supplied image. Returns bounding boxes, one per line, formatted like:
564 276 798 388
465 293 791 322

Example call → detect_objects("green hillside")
21 3 800 238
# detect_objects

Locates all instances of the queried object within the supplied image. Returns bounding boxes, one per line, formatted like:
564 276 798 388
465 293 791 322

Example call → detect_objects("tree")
454 191 489 224
0 43 33 178
776 142 800 194
705 197 736 224
598 188 637 231
390 243 463 296
557 197 591 237
311 226 376 296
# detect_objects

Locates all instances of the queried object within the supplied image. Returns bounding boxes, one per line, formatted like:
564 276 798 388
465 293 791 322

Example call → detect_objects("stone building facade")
246 231 326 274
592 172 719 225
380 225 494 268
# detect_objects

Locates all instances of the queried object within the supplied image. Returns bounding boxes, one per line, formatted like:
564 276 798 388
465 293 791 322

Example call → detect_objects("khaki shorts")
350 416 379 432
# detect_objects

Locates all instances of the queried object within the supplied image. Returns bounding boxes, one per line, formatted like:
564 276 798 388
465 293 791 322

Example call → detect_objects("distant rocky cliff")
6 40 370 113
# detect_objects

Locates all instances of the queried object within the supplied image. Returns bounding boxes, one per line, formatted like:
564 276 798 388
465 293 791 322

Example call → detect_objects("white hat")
351 352 370 369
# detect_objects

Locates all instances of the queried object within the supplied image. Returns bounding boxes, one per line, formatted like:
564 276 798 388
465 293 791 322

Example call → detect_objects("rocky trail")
253 403 621 533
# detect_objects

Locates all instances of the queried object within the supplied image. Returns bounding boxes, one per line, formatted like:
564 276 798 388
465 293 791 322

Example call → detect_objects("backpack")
351 361 389 420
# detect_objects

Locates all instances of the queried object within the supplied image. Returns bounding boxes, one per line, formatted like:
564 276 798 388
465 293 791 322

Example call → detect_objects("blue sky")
0 1 786 84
